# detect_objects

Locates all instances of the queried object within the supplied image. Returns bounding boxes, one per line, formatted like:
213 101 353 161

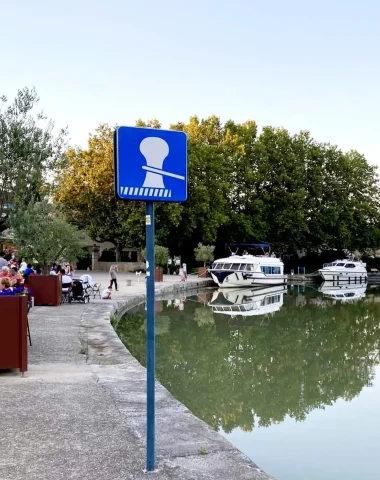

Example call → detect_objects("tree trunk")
115 245 123 262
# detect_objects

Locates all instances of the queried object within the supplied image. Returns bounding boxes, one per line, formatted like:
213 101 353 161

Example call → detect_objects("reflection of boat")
318 257 367 282
208 243 287 288
318 282 367 301
208 285 287 318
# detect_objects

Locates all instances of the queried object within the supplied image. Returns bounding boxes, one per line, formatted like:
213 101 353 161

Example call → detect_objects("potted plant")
0 286 29 372
194 243 215 278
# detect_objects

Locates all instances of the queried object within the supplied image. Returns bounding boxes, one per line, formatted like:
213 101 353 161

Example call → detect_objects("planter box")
28 275 62 306
0 296 28 372
154 267 164 282
198 267 208 278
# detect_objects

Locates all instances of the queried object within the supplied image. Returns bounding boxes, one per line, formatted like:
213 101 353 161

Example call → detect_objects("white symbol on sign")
120 137 185 198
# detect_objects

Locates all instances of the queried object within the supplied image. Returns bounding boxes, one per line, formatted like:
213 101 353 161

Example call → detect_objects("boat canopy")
230 243 271 249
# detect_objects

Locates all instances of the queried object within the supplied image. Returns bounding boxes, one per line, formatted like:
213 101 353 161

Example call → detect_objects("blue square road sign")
114 126 187 202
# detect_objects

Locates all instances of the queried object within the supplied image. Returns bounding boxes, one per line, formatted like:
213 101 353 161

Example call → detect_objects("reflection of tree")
194 307 215 327
141 315 171 336
113 289 380 434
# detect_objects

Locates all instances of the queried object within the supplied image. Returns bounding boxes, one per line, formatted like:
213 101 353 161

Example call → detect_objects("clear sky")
1 0 379 164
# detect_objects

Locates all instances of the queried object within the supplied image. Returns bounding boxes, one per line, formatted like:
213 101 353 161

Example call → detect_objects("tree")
141 245 169 268
0 88 67 233
194 243 215 267
56 117 380 265
10 201 84 273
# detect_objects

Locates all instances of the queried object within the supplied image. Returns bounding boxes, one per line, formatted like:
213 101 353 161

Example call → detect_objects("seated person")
23 263 35 284
0 277 13 294
101 287 112 300
0 266 9 278
61 268 73 291
23 263 34 276
8 267 22 286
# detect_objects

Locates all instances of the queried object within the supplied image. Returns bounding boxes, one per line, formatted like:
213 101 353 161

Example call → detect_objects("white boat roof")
327 259 364 264
214 255 282 264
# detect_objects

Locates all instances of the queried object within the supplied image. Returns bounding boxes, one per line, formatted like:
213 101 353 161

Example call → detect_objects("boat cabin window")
238 264 246 271
345 263 356 268
223 263 232 269
231 264 240 270
214 263 222 269
261 295 280 305
344 292 355 297
246 264 253 271
261 266 281 275
336 263 346 266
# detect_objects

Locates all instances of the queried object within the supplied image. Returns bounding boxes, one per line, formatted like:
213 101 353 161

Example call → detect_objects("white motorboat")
208 243 287 288
318 257 367 282
208 285 287 319
318 282 367 302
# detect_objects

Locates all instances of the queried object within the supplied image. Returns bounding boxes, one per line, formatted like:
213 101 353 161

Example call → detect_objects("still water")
114 284 380 480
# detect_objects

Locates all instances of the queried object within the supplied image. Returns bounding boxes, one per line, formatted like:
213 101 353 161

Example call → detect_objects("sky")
1 0 379 164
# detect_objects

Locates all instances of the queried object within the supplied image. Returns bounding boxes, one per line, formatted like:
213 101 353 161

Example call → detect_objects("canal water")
113 284 380 480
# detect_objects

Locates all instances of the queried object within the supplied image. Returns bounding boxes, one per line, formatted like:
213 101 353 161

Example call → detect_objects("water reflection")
209 285 287 320
318 281 367 302
114 285 380 435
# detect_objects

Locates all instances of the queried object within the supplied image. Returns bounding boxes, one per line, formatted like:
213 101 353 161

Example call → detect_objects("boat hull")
318 270 367 282
210 270 287 288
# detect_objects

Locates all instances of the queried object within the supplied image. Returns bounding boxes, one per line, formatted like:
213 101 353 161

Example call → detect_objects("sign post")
114 126 187 471
145 200 155 470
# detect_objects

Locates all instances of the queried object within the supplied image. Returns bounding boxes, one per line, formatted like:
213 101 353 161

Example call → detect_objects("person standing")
0 252 8 269
179 265 186 282
109 265 118 291
19 258 27 273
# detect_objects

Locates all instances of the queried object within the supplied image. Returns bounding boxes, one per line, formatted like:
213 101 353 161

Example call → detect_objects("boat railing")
211 303 259 312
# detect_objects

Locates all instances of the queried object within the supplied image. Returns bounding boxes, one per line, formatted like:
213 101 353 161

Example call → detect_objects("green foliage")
56 117 380 261
141 245 169 267
0 87 68 233
194 243 215 267
10 200 84 271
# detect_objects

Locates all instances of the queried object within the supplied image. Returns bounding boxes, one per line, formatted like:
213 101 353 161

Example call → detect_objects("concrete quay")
0 271 274 480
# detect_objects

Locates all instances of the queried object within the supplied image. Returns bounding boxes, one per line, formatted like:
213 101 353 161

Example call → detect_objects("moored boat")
208 243 287 288
318 257 367 282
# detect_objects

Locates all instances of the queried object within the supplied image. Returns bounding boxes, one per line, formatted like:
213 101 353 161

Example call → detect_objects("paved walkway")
0 272 273 480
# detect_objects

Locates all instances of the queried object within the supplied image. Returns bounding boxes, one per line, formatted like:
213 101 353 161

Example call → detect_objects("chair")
61 283 72 304
27 301 32 346
91 283 101 299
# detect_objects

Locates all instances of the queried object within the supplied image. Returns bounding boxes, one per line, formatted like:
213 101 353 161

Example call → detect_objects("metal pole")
145 201 155 471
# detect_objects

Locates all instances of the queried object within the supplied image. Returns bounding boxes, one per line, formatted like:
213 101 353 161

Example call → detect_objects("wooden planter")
198 267 208 278
154 267 164 282
0 296 28 373
28 275 62 306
